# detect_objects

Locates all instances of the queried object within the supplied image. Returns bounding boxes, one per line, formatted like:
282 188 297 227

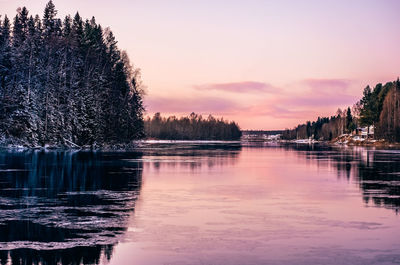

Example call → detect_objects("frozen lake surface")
0 142 400 265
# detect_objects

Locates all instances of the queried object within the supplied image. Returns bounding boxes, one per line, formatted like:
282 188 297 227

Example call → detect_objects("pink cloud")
145 96 241 114
194 81 275 93
302 78 353 92
146 78 361 129
285 78 358 107
283 93 358 107
242 102 314 119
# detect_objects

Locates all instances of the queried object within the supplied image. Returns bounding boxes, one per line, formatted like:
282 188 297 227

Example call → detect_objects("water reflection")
137 142 241 171
2 142 400 265
353 150 400 213
277 143 400 214
0 151 143 265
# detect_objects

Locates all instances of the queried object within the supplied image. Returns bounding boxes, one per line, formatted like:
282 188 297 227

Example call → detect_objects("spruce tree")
0 1 145 147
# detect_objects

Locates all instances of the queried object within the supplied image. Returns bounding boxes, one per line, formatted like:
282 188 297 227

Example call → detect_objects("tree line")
0 1 144 147
282 80 400 142
145 113 242 140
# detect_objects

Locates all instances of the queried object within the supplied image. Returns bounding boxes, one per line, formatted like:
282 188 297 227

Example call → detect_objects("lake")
0 142 399 265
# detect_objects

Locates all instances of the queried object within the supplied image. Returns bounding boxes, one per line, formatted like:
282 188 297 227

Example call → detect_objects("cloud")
302 78 353 92
194 81 275 93
242 101 314 119
145 96 241 114
145 78 360 129
283 93 357 107
230 77 360 126
284 78 358 107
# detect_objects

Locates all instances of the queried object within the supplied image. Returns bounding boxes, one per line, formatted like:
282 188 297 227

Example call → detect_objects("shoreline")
1 138 400 151
279 139 400 148
334 140 400 148
0 139 242 151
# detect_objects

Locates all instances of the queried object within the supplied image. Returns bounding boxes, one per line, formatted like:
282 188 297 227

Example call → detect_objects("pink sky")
1 0 400 129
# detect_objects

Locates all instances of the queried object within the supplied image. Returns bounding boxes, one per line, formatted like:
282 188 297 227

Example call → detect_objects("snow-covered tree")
0 1 145 147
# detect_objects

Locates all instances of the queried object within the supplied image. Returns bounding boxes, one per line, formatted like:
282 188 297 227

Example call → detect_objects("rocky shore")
333 134 400 147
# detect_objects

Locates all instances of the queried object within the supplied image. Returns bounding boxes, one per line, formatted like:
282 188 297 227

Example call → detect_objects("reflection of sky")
1 0 400 129
0 145 399 264
135 142 242 171
289 144 400 213
108 143 400 265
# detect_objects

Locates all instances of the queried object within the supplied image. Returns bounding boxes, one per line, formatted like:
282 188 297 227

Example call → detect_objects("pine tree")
0 1 145 147
346 107 355 133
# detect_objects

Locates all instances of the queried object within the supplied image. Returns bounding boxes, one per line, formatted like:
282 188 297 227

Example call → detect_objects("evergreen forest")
0 1 145 147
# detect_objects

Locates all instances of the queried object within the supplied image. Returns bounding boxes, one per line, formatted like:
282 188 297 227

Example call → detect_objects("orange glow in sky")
1 0 400 129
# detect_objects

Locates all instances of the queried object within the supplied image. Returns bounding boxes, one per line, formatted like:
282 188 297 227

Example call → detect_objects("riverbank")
0 135 141 151
281 133 400 148
0 136 242 151
333 134 400 148
280 135 400 148
2 134 400 150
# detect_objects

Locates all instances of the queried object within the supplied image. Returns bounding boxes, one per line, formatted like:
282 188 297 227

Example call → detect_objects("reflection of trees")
0 245 113 265
281 143 400 213
355 151 400 214
0 151 143 265
140 142 241 171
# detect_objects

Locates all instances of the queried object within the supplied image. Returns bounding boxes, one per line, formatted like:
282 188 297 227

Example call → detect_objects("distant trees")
0 1 145 147
144 113 242 140
282 108 357 141
282 79 400 142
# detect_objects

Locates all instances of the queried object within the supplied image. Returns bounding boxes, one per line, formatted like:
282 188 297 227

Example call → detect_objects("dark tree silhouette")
145 113 242 140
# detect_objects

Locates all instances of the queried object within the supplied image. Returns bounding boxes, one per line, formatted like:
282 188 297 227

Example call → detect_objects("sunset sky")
1 0 400 129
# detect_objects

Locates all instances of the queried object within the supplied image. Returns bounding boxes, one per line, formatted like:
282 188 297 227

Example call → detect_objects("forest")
0 1 145 147
282 80 400 142
145 113 242 140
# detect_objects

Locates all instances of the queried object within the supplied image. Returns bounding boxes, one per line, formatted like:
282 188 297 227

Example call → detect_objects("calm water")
0 142 400 265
